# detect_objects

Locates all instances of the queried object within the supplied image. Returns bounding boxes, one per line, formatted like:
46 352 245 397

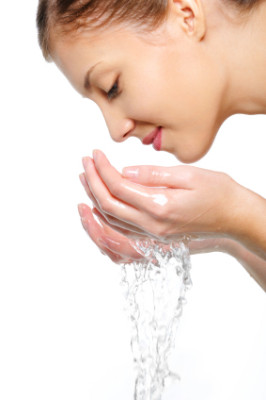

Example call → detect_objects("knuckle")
103 213 111 224
184 168 194 183
156 207 167 219
150 204 160 218
101 199 112 214
179 165 196 184
150 202 168 219
109 181 122 197
149 169 160 182
221 171 231 181
216 171 231 188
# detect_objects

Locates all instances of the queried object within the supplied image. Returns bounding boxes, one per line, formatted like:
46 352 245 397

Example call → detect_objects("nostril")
122 119 135 139
122 127 135 140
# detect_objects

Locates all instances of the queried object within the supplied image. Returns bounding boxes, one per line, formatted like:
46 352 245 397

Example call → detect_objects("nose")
102 107 135 142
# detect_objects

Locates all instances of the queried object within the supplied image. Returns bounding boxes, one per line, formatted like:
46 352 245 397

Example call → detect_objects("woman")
37 0 266 290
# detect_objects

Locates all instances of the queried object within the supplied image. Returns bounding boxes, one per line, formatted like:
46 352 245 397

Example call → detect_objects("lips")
142 127 162 151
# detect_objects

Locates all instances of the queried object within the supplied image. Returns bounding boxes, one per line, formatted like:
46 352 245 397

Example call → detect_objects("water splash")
120 238 192 400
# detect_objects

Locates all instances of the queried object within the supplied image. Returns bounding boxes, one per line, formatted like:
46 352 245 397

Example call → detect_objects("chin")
173 138 215 164
173 150 205 164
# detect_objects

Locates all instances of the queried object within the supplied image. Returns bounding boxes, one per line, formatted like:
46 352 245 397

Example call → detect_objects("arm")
227 184 266 260
188 237 266 291
78 177 266 291
80 151 266 289
226 238 266 292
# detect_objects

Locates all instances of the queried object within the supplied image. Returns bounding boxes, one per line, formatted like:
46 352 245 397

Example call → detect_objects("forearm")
225 238 266 292
228 181 266 260
189 236 266 291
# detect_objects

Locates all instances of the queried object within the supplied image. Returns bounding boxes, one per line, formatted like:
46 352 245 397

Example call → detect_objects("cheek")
123 59 173 121
161 53 220 124
123 80 166 122
123 59 220 137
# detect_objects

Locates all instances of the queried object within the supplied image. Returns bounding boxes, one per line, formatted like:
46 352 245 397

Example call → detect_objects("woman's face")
51 11 228 163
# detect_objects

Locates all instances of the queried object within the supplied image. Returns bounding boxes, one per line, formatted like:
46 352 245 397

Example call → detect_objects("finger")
92 208 148 240
78 204 124 261
78 203 144 260
80 172 138 235
79 211 131 263
122 165 195 189
83 155 149 230
81 172 146 236
90 204 143 241
100 247 126 263
99 232 144 261
79 173 97 204
92 150 168 211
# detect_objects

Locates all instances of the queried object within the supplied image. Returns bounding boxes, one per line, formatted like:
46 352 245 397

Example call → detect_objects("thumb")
122 165 192 188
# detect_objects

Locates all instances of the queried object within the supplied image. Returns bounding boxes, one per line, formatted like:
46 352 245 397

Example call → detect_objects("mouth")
142 127 162 151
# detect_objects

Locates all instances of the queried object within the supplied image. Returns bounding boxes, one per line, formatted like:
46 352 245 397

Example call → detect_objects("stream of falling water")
120 238 192 400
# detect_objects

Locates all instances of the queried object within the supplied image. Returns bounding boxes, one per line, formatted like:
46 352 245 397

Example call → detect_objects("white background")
0 1 265 399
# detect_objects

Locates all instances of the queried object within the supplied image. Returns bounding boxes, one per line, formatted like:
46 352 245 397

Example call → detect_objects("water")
120 238 192 400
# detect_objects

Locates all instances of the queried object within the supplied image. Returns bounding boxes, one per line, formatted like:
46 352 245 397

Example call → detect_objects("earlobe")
170 0 206 41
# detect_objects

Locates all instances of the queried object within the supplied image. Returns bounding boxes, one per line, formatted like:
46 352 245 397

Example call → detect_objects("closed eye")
107 79 119 100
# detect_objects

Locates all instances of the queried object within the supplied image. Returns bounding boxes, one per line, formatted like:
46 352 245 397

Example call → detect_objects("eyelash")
107 79 119 100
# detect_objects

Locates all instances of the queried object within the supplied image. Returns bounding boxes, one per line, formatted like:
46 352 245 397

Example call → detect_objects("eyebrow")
83 61 103 91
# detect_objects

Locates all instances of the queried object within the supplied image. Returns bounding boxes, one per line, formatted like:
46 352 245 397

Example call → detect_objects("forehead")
51 27 124 66
51 21 169 68
52 27 155 88
50 22 171 96
50 27 128 93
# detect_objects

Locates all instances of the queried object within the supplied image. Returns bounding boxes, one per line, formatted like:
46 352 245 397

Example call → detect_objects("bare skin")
78 151 266 291
49 0 266 290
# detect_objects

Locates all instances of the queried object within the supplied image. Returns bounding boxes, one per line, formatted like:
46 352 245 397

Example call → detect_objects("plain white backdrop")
0 1 265 399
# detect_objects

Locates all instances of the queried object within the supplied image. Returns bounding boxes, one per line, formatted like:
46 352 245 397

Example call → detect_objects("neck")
209 1 266 119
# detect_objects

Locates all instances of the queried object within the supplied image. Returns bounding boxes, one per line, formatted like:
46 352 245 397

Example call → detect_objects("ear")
168 0 206 41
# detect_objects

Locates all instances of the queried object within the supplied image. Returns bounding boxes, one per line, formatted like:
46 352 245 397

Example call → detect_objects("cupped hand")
78 194 266 291
79 150 242 241
78 173 146 264
78 203 145 264
77 201 231 265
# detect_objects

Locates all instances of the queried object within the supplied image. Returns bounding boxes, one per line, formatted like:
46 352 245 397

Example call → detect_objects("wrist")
188 236 238 256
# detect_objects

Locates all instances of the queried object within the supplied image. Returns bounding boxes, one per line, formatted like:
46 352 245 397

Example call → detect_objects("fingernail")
122 167 139 178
